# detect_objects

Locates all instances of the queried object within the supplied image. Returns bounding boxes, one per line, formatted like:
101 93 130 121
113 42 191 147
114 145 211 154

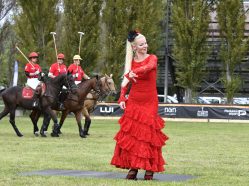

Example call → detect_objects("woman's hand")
119 101 126 109
128 71 138 82
128 71 138 78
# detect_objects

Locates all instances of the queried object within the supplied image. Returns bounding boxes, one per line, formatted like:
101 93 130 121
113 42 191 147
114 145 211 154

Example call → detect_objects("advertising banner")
92 103 249 120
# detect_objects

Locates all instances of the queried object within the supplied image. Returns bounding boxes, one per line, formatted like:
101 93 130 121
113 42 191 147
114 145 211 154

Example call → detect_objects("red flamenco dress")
111 54 168 172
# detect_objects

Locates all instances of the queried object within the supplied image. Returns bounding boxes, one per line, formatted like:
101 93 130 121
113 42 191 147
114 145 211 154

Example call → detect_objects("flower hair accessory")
127 30 140 42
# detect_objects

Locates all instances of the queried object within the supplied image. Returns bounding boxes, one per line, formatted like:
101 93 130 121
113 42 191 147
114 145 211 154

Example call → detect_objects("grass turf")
0 116 249 186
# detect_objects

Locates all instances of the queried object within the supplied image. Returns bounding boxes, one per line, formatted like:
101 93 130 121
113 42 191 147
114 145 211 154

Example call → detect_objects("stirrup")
144 171 154 180
126 169 138 180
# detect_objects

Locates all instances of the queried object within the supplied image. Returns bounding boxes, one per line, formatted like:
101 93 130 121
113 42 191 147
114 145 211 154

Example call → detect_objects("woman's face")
133 36 148 55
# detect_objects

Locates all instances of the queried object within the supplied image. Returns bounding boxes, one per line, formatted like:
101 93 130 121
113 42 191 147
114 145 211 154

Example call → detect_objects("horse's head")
90 75 101 94
61 71 78 91
99 74 117 96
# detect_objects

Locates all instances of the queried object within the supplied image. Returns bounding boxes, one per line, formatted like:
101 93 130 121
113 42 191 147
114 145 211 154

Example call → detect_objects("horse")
0 73 76 137
82 74 116 135
32 76 100 138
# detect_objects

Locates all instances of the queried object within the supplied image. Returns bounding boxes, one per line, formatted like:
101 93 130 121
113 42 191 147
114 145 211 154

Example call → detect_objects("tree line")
1 0 248 104
0 0 166 88
172 0 248 104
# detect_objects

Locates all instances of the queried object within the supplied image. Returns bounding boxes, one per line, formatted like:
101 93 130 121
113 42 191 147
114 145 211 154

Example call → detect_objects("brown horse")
82 74 117 135
35 76 100 138
0 73 76 137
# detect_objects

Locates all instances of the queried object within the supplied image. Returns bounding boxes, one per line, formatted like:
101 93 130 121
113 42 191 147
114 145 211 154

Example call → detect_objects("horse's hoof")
51 132 59 137
80 133 86 138
83 131 89 136
34 131 39 137
58 130 62 134
40 133 47 137
17 134 23 137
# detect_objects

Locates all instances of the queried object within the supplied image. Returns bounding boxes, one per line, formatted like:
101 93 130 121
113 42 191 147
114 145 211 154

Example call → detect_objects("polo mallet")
50 32 60 72
15 44 35 68
50 32 58 61
78 32 85 54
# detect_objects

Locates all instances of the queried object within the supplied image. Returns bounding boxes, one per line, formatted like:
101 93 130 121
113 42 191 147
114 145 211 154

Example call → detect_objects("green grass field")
0 116 249 186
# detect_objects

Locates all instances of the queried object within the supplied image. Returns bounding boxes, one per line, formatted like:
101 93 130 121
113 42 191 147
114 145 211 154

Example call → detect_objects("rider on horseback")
24 52 42 108
48 53 67 110
68 55 90 85
48 53 67 78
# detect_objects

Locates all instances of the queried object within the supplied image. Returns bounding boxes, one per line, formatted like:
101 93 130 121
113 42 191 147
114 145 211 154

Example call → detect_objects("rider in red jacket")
68 55 90 84
48 53 68 110
24 52 42 108
48 53 67 78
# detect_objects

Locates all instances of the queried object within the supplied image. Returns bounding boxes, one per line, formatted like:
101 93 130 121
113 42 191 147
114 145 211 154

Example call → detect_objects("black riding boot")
57 90 68 110
33 85 42 109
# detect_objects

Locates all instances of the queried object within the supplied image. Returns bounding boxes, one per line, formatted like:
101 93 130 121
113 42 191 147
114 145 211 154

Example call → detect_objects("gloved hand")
75 73 79 78
34 70 40 75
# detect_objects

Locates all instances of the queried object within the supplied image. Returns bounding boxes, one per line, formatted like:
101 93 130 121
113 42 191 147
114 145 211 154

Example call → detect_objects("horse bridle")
65 75 78 92
90 77 114 101
102 77 116 97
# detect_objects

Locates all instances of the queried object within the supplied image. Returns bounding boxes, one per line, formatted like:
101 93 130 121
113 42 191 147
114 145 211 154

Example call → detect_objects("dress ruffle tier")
111 104 168 172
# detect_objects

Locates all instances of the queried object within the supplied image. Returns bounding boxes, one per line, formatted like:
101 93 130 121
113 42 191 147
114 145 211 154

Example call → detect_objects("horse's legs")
44 107 60 137
86 118 92 135
58 110 70 133
44 115 51 132
83 116 91 136
29 110 40 136
0 106 10 120
40 112 51 137
82 107 90 135
43 118 51 132
75 111 86 138
9 108 23 137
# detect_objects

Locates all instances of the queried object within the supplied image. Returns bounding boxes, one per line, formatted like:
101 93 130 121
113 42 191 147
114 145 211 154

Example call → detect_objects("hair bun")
127 30 140 42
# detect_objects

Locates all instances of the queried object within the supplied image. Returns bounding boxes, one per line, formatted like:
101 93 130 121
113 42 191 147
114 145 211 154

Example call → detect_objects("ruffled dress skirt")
111 98 168 172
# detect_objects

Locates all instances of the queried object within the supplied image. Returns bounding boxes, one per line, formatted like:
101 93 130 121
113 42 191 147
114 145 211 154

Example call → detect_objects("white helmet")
73 55 82 60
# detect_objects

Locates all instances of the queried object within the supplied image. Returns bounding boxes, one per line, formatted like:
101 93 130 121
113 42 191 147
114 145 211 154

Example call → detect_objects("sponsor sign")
164 107 177 116
93 103 249 120
197 107 209 117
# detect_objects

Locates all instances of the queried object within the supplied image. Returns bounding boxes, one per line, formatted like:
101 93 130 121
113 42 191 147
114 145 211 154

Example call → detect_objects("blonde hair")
121 33 145 87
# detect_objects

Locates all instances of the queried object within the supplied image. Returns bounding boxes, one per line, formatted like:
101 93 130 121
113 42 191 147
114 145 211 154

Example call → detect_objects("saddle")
22 83 46 99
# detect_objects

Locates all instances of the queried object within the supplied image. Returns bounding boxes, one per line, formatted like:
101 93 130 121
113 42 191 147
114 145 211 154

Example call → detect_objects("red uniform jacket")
49 62 67 77
68 64 85 81
24 62 42 79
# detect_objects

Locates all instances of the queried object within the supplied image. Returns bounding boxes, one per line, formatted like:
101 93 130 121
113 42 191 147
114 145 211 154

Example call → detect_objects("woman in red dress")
111 30 168 180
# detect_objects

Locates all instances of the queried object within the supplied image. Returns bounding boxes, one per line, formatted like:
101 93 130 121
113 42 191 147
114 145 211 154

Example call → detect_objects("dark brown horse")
82 74 116 135
0 73 76 137
33 76 100 138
